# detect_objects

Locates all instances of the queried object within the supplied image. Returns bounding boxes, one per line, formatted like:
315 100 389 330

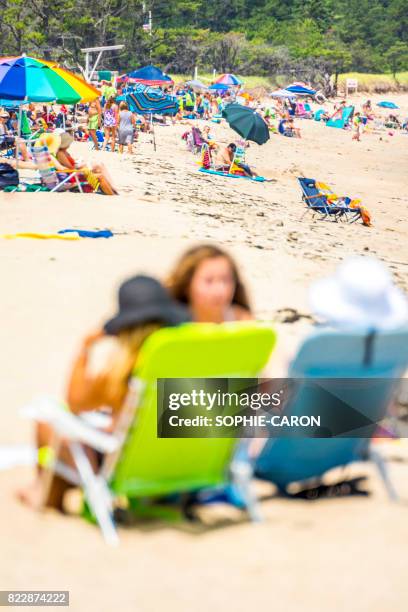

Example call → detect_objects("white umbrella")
186 79 208 91
270 88 296 99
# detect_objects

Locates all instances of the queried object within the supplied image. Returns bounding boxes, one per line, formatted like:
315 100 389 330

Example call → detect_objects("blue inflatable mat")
199 168 267 182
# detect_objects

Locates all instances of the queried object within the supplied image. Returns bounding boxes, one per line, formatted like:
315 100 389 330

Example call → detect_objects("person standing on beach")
117 102 136 154
102 96 119 152
87 100 101 150
352 112 362 141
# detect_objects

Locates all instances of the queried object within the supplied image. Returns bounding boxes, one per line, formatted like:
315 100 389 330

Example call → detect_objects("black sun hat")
104 275 191 335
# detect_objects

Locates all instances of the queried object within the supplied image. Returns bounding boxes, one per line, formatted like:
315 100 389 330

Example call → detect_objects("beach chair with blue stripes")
298 177 365 223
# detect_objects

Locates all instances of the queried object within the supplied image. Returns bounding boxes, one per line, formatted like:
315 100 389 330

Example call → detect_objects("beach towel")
315 182 372 226
3 184 49 192
3 233 81 241
199 168 267 182
58 229 114 238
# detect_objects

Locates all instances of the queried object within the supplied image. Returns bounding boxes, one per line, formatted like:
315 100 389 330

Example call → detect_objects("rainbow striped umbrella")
215 73 242 86
0 55 100 103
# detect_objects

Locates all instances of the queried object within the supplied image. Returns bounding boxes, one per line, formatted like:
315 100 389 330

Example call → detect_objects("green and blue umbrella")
126 84 178 115
222 103 270 145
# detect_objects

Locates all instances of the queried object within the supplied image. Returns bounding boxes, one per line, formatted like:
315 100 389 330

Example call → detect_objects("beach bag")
0 163 19 190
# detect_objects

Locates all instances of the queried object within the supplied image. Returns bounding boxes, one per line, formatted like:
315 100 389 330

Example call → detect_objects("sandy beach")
1 91 408 611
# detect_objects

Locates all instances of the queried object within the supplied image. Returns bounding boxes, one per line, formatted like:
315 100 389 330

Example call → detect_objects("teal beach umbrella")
222 103 270 145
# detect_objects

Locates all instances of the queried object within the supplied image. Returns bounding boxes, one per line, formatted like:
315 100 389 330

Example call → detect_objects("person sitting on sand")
214 143 258 177
6 132 118 195
278 117 301 138
167 244 253 323
18 275 190 511
362 99 374 120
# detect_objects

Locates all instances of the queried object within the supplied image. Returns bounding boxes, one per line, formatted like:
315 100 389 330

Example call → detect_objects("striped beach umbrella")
215 73 242 86
0 55 100 103
126 84 178 115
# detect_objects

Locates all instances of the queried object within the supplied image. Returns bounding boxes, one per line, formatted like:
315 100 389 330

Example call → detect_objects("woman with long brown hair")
167 244 253 323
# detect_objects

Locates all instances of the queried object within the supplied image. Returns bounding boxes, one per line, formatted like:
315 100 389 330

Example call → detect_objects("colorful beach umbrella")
0 55 100 103
222 103 270 145
126 84 178 115
215 73 242 86
126 65 173 86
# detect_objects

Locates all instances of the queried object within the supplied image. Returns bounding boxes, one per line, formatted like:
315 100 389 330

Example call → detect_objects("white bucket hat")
309 257 408 331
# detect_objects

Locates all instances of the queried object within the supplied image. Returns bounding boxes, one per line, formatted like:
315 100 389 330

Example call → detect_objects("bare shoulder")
231 305 253 321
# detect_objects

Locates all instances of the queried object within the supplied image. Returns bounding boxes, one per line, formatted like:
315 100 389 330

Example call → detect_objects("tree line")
1 0 407 90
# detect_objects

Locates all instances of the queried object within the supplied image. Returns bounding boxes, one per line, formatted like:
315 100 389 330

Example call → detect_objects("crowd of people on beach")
1 73 407 196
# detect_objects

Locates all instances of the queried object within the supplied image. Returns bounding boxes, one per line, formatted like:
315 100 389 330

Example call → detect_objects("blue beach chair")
255 328 408 499
327 105 354 129
298 177 362 223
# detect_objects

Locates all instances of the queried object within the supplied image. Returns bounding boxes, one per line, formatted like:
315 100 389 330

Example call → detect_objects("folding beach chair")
298 177 369 225
200 142 216 170
327 105 354 129
191 127 206 153
30 145 84 192
24 322 276 544
255 327 408 497
229 142 247 174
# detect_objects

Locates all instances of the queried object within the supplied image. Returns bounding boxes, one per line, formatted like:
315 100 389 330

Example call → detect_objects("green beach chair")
27 322 276 544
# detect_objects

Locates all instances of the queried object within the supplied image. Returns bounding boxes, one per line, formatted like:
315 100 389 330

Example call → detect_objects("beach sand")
1 92 407 611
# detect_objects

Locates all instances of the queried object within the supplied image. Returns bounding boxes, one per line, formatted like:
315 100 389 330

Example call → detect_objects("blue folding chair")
298 177 362 223
327 105 354 129
255 327 408 499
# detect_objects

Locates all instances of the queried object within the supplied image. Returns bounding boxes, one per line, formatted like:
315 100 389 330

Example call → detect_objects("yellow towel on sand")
2 233 81 241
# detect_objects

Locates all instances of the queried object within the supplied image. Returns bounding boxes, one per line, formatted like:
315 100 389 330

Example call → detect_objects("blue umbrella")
377 101 399 109
286 85 316 95
126 65 173 86
209 83 230 91
126 83 178 115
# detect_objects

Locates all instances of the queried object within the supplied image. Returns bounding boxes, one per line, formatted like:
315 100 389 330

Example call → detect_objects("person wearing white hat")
309 256 408 331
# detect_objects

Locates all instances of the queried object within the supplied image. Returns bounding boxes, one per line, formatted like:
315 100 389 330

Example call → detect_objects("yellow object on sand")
3 233 81 240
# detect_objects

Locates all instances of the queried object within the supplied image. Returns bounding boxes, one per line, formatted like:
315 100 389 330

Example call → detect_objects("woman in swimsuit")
102 96 118 152
87 100 101 150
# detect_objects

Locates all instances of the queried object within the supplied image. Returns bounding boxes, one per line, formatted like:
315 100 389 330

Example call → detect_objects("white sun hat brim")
309 257 408 331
